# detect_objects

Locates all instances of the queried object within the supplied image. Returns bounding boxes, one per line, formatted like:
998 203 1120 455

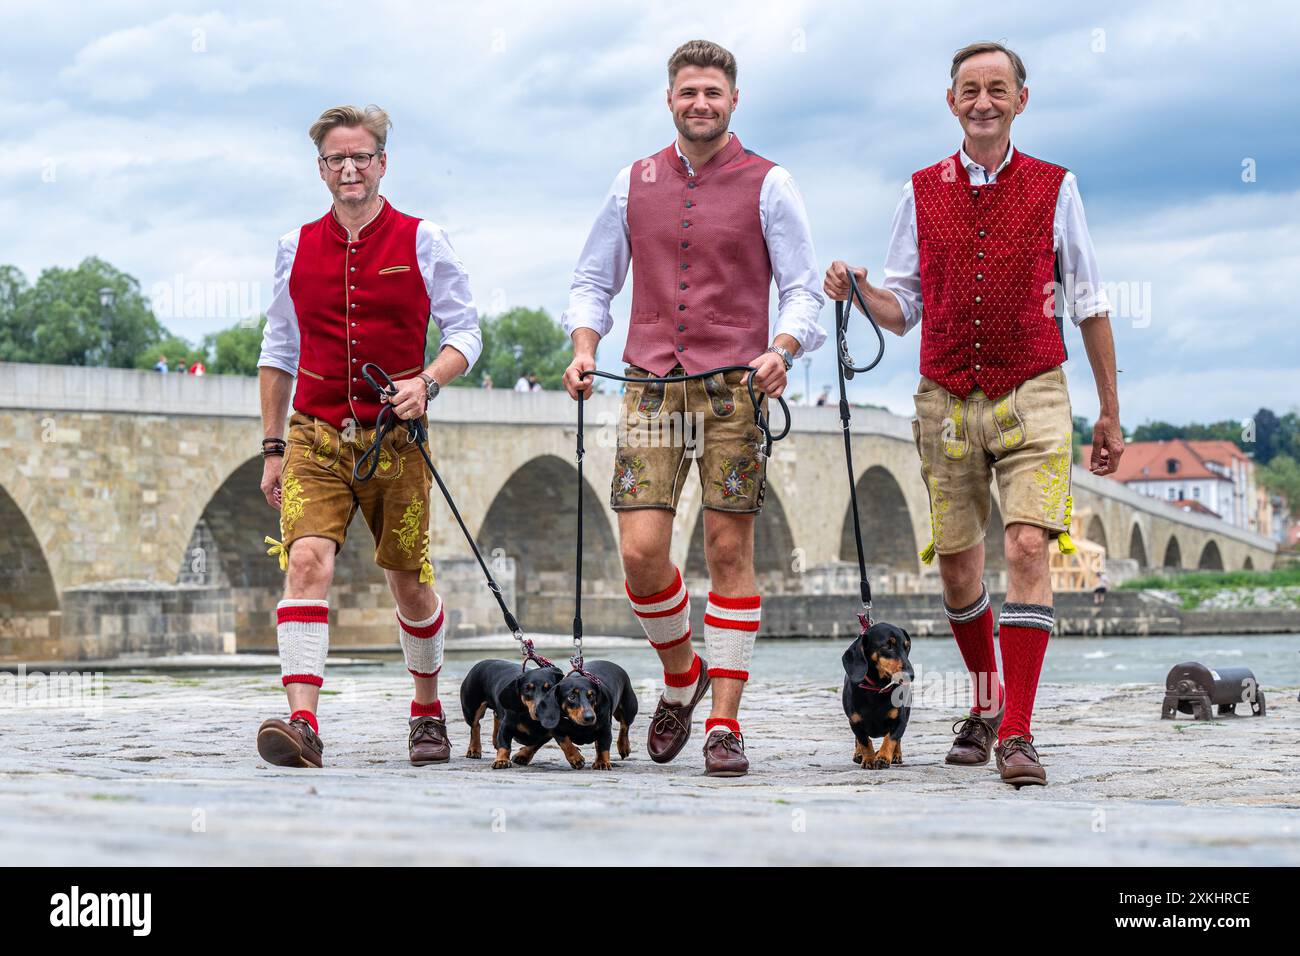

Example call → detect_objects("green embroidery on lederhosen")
941 394 969 460
634 381 666 418
702 373 736 417
393 494 424 558
613 455 650 500
992 394 1026 450
713 457 756 499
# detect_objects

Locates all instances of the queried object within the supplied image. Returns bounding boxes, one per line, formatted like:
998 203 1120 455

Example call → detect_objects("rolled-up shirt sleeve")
561 165 632 340
417 220 482 370
257 230 301 375
1055 173 1110 324
881 182 923 335
761 167 826 357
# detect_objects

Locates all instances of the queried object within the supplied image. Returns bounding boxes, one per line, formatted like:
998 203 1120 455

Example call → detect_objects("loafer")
702 729 749 777
257 716 324 768
944 710 1002 766
646 663 712 764
409 716 451 766
995 734 1047 788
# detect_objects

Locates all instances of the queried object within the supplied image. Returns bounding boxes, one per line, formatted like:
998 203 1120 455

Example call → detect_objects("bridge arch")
686 483 797 589
1162 535 1183 570
838 465 917 573
1129 523 1149 568
0 479 59 619
1085 514 1110 554
1197 540 1224 571
478 454 619 595
1243 556 1255 571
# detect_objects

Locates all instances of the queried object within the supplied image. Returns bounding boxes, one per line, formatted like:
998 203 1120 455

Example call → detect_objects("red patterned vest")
913 150 1066 399
289 198 431 429
625 134 774 375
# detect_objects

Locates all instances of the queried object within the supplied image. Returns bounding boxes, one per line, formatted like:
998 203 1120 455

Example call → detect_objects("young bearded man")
562 40 826 777
255 105 482 768
825 43 1124 786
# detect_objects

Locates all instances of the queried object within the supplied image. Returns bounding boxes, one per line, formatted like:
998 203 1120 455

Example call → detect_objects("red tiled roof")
1170 498 1220 516
1082 439 1218 483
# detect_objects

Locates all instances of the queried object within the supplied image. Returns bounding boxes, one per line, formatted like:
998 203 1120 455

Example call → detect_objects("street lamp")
97 287 115 368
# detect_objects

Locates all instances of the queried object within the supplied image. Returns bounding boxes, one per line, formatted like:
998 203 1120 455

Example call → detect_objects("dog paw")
568 756 586 770
592 754 613 770
465 747 482 759
491 758 512 769
852 751 863 765
870 757 890 770
512 752 534 766
892 753 903 765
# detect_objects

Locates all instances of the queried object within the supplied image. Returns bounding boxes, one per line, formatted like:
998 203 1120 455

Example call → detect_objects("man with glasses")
255 104 482 768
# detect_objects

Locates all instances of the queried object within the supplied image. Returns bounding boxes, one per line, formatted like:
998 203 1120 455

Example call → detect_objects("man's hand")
1090 415 1125 476
261 455 284 509
824 260 869 302
563 352 597 400
743 351 787 399
384 377 429 420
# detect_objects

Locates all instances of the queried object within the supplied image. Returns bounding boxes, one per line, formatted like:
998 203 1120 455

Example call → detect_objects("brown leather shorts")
610 364 769 514
278 412 433 573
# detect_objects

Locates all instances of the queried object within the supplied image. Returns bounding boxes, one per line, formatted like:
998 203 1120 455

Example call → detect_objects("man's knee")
286 538 334 592
620 527 671 578
1004 524 1049 569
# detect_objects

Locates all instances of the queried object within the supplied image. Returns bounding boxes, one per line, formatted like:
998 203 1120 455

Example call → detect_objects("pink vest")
625 135 774 375
289 199 431 429
912 150 1067 399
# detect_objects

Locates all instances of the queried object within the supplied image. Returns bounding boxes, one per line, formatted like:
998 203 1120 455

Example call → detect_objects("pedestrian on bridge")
254 104 482 768
825 42 1125 787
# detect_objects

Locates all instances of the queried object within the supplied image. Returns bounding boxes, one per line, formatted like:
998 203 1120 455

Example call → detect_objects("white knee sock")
627 567 691 651
398 595 445 678
703 592 760 681
277 599 329 687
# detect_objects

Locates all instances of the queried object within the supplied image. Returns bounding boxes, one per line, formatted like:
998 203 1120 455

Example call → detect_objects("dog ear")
842 639 869 684
537 686 563 730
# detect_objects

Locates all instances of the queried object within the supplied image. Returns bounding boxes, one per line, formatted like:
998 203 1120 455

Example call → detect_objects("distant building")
1082 438 1261 532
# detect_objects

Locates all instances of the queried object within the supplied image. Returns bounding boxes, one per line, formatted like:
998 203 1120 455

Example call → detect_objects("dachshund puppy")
841 619 914 770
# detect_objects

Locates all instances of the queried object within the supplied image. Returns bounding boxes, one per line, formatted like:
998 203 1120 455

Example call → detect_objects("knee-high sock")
398 596 445 679
277 599 329 687
945 584 1003 716
703 592 760 681
627 568 691 652
997 602 1053 741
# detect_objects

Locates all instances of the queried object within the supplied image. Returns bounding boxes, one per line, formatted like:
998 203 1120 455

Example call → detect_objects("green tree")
0 257 166 367
136 334 205 372
1258 454 1300 513
429 306 571 389
203 316 266 375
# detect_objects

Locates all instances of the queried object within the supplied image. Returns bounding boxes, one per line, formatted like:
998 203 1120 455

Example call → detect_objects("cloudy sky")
6 0 1298 426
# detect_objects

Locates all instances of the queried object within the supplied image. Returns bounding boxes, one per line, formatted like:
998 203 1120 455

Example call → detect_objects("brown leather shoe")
409 716 451 766
944 710 1002 766
703 729 749 777
995 735 1047 788
257 716 323 768
646 665 712 764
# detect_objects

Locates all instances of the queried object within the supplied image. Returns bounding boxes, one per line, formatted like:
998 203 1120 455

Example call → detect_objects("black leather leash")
570 365 791 676
353 362 550 669
836 271 887 626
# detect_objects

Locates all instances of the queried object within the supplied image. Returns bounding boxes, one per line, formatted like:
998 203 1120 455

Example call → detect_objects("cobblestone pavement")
1 666 1296 865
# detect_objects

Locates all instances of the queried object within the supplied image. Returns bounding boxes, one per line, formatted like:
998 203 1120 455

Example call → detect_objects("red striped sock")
411 699 443 719
705 717 740 737
627 568 691 650
944 585 1003 715
998 603 1054 741
289 709 318 734
663 653 702 705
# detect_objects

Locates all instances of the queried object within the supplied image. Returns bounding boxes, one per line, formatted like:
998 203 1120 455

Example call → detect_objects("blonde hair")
667 39 737 88
308 104 392 153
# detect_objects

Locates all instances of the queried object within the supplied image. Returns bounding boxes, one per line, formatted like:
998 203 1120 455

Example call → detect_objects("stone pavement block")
0 670 1296 866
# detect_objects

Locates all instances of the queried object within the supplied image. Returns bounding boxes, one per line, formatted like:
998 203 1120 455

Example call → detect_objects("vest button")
685 200 694 208
688 181 697 189
352 358 357 363
351 303 357 309
974 342 981 349
975 295 983 303
974 319 981 326
678 324 686 332
351 340 357 345
682 220 690 228
353 378 357 383
351 247 357 253
680 282 688 290
974 364 981 372
681 241 690 249
977 251 985 259
350 266 356 272
976 273 984 281
677 345 685 352
350 285 356 290
979 229 987 238
681 263 689 270
678 304 686 311
971 189 979 198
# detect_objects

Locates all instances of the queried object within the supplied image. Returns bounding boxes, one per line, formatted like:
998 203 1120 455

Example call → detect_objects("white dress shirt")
258 212 482 376
881 143 1110 335
562 139 827 357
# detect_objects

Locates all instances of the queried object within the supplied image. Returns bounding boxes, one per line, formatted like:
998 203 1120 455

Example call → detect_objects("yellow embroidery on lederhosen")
393 494 424 558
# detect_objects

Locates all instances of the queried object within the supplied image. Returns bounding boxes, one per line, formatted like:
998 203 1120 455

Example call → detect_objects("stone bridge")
0 363 1277 660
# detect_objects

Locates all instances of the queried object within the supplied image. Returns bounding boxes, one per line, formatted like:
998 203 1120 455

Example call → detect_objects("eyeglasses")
319 151 380 171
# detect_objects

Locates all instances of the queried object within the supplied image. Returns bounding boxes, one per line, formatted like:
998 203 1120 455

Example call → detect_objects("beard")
332 177 378 207
674 108 731 144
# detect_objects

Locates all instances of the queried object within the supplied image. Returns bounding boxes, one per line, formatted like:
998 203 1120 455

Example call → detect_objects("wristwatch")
418 372 441 402
766 345 794 371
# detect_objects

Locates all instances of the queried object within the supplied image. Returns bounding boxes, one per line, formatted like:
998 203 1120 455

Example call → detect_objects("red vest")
625 135 774 375
288 199 431 429
913 150 1066 399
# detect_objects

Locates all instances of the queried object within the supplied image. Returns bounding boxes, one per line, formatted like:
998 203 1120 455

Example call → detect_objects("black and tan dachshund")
460 659 564 769
551 661 639 770
842 619 915 770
